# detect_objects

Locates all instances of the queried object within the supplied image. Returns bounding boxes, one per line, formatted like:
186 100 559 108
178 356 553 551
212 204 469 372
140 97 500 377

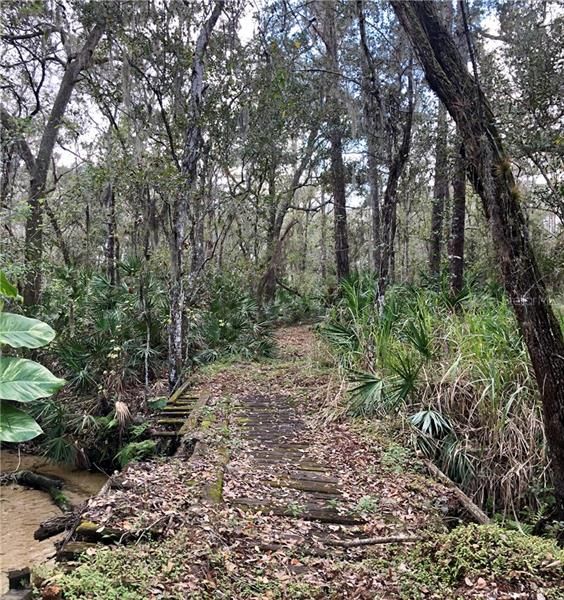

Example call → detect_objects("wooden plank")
269 478 341 495
178 391 211 435
151 430 180 438
1 591 33 600
156 418 185 426
230 498 364 525
159 411 192 418
167 379 193 405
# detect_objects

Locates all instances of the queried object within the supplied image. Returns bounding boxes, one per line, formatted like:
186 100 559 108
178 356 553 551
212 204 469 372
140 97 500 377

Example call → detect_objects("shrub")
399 524 564 598
321 274 549 518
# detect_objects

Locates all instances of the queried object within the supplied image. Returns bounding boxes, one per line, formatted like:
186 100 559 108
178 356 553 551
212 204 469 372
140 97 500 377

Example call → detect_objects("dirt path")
52 325 460 598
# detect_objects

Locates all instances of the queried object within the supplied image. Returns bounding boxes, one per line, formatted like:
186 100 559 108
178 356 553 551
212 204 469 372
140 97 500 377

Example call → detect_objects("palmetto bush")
188 274 275 363
39 264 169 397
321 274 547 518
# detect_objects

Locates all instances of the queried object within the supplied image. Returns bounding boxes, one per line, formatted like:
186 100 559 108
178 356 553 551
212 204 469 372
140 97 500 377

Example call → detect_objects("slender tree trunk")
168 0 224 391
449 137 466 295
391 0 564 515
378 61 414 297
301 200 311 273
258 129 318 305
20 22 104 305
43 198 71 267
318 0 349 282
259 225 281 306
320 191 327 283
103 182 118 285
357 0 384 275
429 103 449 279
448 7 469 296
190 143 210 276
330 127 350 281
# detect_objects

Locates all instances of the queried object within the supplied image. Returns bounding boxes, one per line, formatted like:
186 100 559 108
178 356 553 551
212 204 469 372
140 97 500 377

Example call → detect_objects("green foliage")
355 495 379 514
0 313 55 348
0 402 43 443
399 524 564 598
381 443 411 473
0 357 65 402
115 440 157 467
268 288 322 324
322 274 550 515
0 271 18 299
39 266 169 395
0 271 64 443
188 274 275 363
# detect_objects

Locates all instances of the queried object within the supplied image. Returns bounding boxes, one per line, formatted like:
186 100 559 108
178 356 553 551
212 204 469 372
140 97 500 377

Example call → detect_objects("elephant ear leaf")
0 271 18 299
0 313 56 349
0 402 43 442
0 357 65 402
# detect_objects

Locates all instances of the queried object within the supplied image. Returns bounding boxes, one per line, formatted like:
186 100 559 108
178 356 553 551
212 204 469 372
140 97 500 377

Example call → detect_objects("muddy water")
0 450 106 593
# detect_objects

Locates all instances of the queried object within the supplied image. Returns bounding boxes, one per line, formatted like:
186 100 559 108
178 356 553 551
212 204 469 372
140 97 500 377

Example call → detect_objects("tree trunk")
378 61 414 298
429 103 449 280
21 22 104 306
320 191 327 283
43 198 71 267
449 136 466 295
258 129 318 306
319 0 350 282
391 0 564 515
448 7 469 297
357 0 384 275
330 127 350 281
168 0 224 391
103 182 118 286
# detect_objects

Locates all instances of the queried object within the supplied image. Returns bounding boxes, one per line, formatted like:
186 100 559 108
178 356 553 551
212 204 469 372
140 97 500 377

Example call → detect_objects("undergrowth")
23 266 275 469
321 273 561 524
396 524 564 599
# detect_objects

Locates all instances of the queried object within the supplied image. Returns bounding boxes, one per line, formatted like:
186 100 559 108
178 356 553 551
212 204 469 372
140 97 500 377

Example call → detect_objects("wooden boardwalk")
224 393 365 527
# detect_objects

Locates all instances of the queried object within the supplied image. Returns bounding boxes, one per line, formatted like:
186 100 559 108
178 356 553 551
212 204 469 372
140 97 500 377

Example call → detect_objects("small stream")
0 450 107 594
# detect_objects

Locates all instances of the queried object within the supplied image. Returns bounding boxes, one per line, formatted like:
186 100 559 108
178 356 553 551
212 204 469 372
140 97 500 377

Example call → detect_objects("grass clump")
320 273 554 520
398 524 564 599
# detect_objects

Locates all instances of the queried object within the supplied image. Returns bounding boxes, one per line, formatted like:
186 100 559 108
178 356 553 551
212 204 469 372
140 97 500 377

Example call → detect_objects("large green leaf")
0 357 65 402
0 313 56 348
0 400 43 442
0 271 18 299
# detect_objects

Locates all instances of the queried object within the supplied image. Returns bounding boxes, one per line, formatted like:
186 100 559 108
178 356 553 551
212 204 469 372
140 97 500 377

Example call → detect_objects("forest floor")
37 326 564 599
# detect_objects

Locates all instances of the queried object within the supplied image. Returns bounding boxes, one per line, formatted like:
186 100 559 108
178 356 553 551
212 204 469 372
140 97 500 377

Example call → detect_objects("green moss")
398 524 564 599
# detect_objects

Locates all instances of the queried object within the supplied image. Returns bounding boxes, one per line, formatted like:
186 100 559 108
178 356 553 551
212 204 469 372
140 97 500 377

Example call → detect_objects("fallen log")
1 470 62 491
57 541 98 561
75 521 127 543
35 511 81 541
321 534 420 547
423 459 490 525
1 470 71 512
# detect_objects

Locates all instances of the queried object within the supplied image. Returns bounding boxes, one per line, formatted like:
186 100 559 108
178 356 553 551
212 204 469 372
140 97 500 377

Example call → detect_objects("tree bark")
449 136 466 295
357 0 384 275
168 0 224 391
429 103 449 280
391 0 564 515
319 0 350 282
102 182 118 285
378 61 414 297
330 127 350 282
448 7 469 297
257 128 318 306
21 22 104 306
320 190 328 283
